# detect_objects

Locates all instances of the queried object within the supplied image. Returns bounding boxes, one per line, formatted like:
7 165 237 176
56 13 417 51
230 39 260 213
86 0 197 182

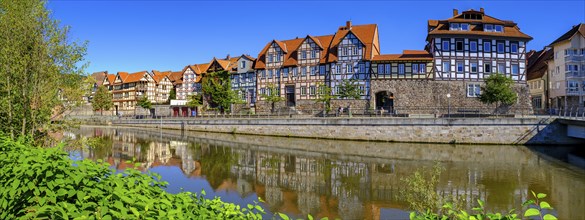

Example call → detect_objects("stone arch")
375 91 394 112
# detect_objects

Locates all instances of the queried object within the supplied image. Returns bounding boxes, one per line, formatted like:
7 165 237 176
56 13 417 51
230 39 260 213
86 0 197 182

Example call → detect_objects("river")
68 125 585 219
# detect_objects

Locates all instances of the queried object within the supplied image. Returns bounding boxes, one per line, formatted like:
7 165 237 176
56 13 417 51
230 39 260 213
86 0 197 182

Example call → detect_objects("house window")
495 25 504 32
309 86 316 96
347 64 353 73
302 51 307 59
292 67 298 76
497 63 506 74
484 24 493 32
311 50 317 58
511 43 518 54
310 66 316 76
471 62 478 73
300 86 306 95
497 42 504 53
467 84 481 97
268 54 273 62
461 23 469 31
443 62 450 74
359 64 365 73
385 64 391 74
283 68 289 77
336 64 341 74
378 64 384 74
342 48 348 56
241 61 246 68
450 23 460 30
456 40 463 51
442 39 450 51
484 41 491 52
511 64 519 76
353 47 359 55
470 41 477 52
456 61 464 73
398 64 405 75
320 65 326 75
260 88 265 95
412 63 419 74
301 67 307 76
276 54 280 62
419 64 426 74
485 63 492 73
268 70 273 78
568 81 579 92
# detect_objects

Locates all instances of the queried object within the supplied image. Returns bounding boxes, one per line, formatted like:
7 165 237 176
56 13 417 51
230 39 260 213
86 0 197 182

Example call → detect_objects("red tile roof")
550 23 585 46
427 9 532 40
526 49 553 80
373 50 433 61
151 70 172 83
124 71 150 83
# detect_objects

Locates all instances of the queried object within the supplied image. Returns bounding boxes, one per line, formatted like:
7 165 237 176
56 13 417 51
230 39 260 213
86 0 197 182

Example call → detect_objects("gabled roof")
427 9 532 40
116 72 129 83
91 71 108 86
240 54 256 61
124 71 151 83
526 48 553 80
103 74 116 85
168 71 183 85
372 50 433 61
328 24 379 61
550 23 585 46
151 70 172 83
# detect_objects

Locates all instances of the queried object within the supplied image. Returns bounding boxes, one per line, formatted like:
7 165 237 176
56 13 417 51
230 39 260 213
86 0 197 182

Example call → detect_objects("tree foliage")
338 79 362 100
137 96 152 110
167 88 176 103
91 86 113 115
478 73 518 113
0 0 88 140
0 136 264 219
314 83 336 113
186 94 202 108
260 83 284 113
201 71 241 113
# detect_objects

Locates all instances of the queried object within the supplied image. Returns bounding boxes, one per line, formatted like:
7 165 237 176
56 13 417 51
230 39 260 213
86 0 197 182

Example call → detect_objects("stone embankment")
98 117 583 145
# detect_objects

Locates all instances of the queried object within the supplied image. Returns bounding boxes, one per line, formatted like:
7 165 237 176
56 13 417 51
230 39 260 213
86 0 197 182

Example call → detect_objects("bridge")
557 117 585 139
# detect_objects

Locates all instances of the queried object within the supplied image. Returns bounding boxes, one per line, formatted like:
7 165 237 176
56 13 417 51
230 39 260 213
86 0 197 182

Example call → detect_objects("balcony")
565 54 585 63
565 71 585 78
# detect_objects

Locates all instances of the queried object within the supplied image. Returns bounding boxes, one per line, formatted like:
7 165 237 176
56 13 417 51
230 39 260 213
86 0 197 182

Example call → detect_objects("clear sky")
46 0 585 75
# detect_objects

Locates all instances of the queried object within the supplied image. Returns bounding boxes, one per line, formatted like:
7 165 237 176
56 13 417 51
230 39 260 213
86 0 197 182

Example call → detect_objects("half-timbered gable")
230 55 257 105
152 70 174 104
426 8 532 81
109 71 156 115
178 64 206 100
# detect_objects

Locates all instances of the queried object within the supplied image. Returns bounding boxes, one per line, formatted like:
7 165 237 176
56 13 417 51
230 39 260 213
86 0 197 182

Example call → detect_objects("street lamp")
446 93 451 118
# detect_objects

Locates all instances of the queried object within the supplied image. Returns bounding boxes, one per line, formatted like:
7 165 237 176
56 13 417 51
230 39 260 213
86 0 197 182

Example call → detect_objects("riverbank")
93 117 583 145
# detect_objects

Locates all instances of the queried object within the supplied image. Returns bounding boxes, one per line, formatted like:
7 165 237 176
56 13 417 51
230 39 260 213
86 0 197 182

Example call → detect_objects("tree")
260 83 284 113
186 94 202 108
0 0 88 140
315 83 336 115
91 86 113 116
201 71 241 113
167 88 176 104
338 79 362 99
479 73 518 114
137 96 152 110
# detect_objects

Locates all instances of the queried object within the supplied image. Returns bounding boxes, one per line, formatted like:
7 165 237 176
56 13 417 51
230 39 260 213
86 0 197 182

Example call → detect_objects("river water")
69 126 585 219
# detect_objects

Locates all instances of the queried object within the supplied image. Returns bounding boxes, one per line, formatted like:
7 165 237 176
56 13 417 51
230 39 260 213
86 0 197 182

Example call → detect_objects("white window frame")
398 64 405 75
484 41 491 52
456 62 464 73
347 64 353 73
467 84 481 97
471 62 478 73
511 64 519 76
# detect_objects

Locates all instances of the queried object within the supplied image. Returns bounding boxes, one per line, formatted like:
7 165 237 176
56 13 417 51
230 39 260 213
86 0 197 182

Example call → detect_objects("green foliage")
315 83 336 113
260 83 285 113
91 86 113 115
400 163 448 214
337 79 361 100
0 0 88 140
0 136 264 219
186 94 203 108
201 71 241 113
137 95 152 109
167 88 176 103
478 73 518 112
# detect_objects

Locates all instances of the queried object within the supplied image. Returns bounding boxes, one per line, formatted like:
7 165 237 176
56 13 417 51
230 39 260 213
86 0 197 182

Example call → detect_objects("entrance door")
285 85 295 107
375 91 394 112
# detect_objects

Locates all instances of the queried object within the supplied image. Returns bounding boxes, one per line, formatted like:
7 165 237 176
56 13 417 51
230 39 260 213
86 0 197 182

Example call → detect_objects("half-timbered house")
425 8 533 114
177 63 208 100
229 55 257 106
111 71 156 115
151 70 174 104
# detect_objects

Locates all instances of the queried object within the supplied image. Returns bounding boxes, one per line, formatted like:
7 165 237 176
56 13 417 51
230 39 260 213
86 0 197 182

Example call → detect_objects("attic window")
462 13 482 20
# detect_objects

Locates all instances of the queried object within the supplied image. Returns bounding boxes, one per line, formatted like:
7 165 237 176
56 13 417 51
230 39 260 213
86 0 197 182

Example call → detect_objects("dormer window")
450 23 469 31
495 25 503 32
240 61 246 68
484 24 493 32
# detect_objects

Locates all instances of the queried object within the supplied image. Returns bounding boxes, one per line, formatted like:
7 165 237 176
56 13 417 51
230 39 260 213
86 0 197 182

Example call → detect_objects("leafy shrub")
0 136 264 219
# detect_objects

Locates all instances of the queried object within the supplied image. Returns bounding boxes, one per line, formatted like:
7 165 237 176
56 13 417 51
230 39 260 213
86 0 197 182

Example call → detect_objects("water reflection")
70 126 585 220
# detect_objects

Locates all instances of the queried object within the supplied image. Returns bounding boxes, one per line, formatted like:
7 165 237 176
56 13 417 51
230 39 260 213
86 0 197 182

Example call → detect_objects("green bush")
0 136 264 219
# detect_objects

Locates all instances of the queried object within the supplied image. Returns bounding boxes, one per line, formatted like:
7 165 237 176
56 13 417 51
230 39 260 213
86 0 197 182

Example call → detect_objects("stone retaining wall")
112 117 582 145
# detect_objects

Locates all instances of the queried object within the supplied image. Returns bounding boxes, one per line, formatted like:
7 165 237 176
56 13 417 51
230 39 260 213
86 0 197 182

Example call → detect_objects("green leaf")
537 193 547 199
540 201 552 209
477 199 484 208
470 216 478 220
543 214 558 220
409 212 416 220
130 207 140 218
307 214 314 220
278 212 290 220
524 208 540 217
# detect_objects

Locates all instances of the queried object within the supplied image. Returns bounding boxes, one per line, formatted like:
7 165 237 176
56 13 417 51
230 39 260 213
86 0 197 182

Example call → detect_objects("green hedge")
0 136 264 219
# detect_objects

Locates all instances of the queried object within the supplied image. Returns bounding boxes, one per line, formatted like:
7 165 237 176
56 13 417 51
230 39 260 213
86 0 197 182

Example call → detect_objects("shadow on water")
68 125 585 220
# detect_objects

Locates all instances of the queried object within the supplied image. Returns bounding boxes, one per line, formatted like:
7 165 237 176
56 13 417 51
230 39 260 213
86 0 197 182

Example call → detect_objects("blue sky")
47 0 585 75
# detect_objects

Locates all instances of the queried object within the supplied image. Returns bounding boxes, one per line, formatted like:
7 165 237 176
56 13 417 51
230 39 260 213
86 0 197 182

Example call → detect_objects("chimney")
480 8 484 13
453 9 459 16
226 54 230 60
346 20 352 30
